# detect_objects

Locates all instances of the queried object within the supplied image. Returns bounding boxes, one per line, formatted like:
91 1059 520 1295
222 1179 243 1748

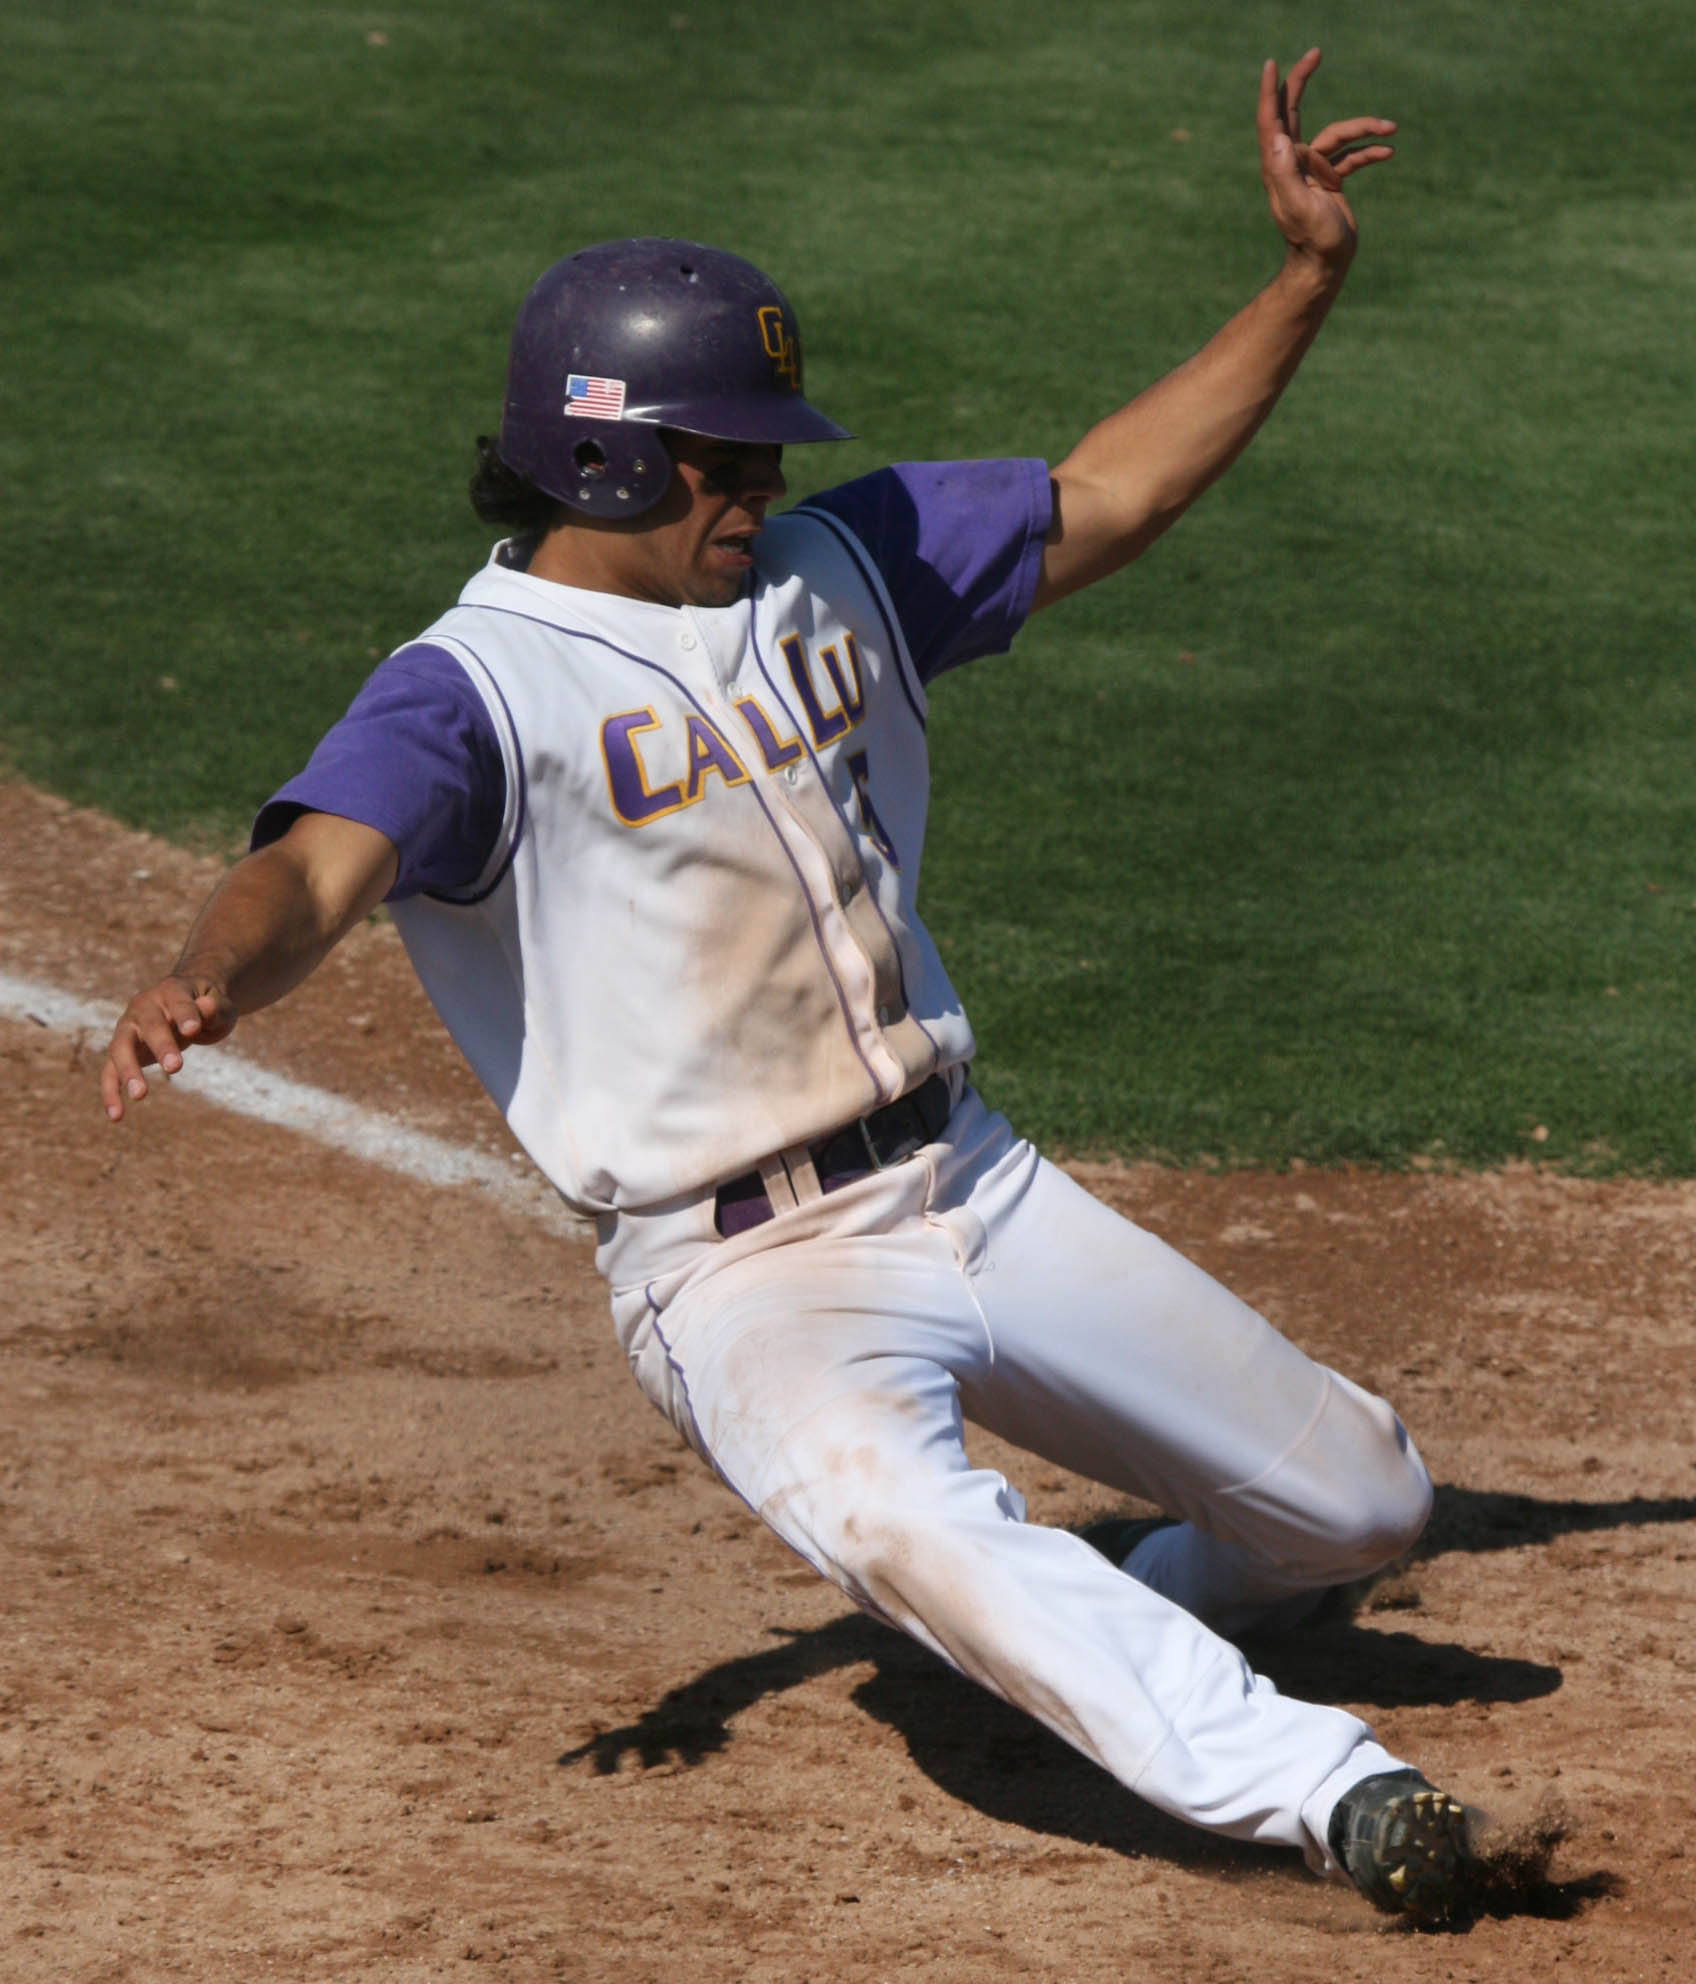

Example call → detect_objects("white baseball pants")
609 1087 1428 1876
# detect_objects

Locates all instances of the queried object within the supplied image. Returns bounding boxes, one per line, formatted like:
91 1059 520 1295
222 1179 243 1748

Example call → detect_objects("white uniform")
389 507 968 1216
278 485 1429 1878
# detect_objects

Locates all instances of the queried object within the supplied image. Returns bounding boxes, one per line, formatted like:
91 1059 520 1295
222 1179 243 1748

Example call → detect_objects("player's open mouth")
714 533 757 564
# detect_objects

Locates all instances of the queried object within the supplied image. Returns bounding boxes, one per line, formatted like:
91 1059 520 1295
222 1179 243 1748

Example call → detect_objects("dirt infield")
3 777 1693 1982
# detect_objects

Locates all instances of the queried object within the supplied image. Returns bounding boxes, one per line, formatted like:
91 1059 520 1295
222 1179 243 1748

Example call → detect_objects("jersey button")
877 1004 891 1026
783 763 799 785
679 632 698 651
838 879 856 908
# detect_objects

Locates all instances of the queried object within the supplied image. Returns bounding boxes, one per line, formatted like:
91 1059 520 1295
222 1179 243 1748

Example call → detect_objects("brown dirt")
3 776 1693 1982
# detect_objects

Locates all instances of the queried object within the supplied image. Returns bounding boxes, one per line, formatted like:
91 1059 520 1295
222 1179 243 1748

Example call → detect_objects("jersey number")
848 748 899 868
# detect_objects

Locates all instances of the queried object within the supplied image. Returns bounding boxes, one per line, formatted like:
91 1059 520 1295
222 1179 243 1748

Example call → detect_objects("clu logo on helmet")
756 307 801 392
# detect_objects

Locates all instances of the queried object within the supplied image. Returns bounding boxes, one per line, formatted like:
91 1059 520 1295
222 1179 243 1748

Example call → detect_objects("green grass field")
4 0 1693 1169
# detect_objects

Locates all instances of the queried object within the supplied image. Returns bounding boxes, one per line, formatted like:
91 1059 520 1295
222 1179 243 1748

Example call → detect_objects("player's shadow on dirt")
554 1483 1664 1923
1416 1482 1696 1560
558 1608 1605 1921
558 1483 1633 1781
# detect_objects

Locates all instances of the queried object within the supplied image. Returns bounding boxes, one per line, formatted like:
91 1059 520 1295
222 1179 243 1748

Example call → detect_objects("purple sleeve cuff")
798 458 1051 682
251 643 507 901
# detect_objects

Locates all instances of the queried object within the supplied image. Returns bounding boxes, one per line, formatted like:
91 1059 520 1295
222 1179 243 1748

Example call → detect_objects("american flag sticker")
564 373 627 420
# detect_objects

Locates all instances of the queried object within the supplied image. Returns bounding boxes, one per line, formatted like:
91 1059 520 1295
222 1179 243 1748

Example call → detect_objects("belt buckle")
858 1101 921 1172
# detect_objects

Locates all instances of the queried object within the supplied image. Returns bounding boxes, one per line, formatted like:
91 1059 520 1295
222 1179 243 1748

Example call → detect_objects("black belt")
714 1072 954 1238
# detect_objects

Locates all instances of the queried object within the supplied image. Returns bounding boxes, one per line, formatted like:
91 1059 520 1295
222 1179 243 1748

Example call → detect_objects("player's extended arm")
1032 49 1395 609
100 810 399 1121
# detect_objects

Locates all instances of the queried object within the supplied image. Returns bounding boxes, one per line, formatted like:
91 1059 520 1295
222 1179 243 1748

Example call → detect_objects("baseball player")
101 53 1483 1920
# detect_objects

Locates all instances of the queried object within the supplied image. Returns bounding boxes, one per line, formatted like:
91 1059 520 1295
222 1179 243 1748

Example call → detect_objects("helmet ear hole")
573 439 608 478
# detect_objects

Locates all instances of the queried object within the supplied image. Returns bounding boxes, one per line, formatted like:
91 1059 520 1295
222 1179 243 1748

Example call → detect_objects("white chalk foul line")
0 970 584 1237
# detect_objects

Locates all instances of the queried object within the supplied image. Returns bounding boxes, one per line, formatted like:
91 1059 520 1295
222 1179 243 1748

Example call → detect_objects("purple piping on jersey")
747 615 938 1063
460 601 883 1104
792 504 927 731
420 640 528 907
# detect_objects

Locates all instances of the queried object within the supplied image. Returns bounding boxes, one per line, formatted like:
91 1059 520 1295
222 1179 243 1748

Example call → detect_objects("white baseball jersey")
388 509 971 1212
259 459 1048 1218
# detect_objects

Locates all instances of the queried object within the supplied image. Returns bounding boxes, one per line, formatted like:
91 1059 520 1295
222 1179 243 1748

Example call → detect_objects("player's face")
629 432 789 609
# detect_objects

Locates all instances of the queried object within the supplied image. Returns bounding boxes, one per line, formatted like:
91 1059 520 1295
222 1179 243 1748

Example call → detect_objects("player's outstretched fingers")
1307 116 1397 156
1277 45 1322 142
100 979 234 1120
101 1018 156 1120
1306 115 1397 181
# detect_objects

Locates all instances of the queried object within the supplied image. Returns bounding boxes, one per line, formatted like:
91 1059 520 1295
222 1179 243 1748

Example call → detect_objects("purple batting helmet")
496 238 852 519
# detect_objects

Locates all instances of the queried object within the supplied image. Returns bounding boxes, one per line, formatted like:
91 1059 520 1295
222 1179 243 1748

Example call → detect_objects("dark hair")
468 434 568 536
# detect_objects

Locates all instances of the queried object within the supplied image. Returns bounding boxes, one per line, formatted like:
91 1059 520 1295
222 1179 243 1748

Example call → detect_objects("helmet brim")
627 394 853 446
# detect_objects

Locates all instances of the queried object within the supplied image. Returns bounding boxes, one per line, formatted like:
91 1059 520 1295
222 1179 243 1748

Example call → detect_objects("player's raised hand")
1258 49 1395 274
101 974 238 1120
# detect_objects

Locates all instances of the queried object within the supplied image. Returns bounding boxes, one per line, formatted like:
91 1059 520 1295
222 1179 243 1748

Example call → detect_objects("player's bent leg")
614 1222 1408 1872
1110 1378 1431 1636
771 1417 1410 1871
931 1096 1432 1635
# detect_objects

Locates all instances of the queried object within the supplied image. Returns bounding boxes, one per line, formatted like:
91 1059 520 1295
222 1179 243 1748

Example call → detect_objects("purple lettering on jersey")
733 696 805 771
781 633 862 748
820 634 867 726
601 709 686 825
682 715 751 801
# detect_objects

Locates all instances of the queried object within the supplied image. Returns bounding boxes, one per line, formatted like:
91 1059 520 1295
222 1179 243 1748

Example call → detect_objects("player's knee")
1340 1453 1432 1572
1266 1410 1430 1581
1312 1377 1433 1572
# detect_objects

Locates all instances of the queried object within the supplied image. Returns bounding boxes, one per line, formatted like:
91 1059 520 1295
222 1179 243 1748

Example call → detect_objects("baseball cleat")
1327 1768 1478 1925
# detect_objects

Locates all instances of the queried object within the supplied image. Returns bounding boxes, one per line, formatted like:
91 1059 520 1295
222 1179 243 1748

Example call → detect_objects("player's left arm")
1032 49 1395 610
99 812 399 1121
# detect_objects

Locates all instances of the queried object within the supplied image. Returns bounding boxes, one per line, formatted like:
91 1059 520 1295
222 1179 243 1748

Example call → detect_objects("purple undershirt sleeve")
250 643 507 901
798 458 1053 683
